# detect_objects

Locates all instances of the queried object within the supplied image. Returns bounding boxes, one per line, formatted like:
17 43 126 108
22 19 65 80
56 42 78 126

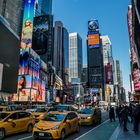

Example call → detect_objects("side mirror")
8 119 13 122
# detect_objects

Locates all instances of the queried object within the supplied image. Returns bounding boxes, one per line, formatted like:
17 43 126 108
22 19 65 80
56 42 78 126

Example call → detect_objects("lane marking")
74 119 109 140
18 135 32 140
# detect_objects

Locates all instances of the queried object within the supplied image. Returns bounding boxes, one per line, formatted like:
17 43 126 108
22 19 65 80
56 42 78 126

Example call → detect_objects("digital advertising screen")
18 75 32 89
42 80 46 91
133 69 140 91
31 89 37 102
88 34 100 48
13 89 30 101
32 76 38 89
31 89 45 102
20 0 35 49
19 48 30 75
105 63 113 84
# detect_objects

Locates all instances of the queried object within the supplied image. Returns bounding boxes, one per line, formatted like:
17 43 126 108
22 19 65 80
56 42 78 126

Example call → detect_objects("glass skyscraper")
69 32 83 82
35 0 52 16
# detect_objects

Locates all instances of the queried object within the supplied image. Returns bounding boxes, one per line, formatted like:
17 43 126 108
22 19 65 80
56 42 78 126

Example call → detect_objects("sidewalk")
75 120 118 140
110 121 140 140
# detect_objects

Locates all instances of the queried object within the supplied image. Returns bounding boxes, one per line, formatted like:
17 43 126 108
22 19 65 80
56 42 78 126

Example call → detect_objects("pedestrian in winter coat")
133 106 140 133
120 105 129 132
109 106 115 122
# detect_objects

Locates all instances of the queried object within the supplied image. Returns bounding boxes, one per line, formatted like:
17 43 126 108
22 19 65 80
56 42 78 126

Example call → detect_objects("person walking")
120 105 129 132
133 105 140 134
109 106 115 122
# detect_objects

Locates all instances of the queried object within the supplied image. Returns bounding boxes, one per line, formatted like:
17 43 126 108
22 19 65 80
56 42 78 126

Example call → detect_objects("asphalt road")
4 111 109 140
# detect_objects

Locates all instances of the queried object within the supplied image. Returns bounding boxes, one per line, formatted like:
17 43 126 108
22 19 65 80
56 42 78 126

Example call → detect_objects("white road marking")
18 135 32 140
74 119 109 140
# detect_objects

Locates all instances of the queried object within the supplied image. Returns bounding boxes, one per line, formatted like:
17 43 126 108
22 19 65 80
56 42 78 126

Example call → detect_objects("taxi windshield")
79 108 95 114
36 108 48 112
43 113 66 122
0 113 10 120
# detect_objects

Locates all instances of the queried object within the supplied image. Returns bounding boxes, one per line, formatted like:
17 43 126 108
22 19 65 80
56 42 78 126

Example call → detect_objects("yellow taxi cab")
79 107 101 125
0 111 35 139
32 107 55 123
33 111 80 140
0 106 8 112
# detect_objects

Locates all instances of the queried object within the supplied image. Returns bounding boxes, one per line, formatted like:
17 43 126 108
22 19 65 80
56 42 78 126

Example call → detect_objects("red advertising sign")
105 63 113 84
133 69 140 91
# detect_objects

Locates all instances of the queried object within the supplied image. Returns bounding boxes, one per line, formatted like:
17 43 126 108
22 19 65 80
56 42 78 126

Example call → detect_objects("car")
32 107 56 123
54 104 78 112
0 106 8 112
78 107 101 125
0 111 35 139
33 111 80 140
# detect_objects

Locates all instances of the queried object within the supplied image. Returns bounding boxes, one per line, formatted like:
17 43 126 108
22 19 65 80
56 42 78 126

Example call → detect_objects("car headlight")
87 116 92 119
51 125 59 130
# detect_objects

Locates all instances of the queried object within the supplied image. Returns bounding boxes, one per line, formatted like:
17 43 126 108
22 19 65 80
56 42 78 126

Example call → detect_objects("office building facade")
53 21 63 79
69 32 83 82
35 0 52 16
101 35 114 102
0 0 24 36
87 19 104 101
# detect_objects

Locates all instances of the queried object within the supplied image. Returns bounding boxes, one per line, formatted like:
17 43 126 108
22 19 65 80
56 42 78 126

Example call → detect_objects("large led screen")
20 0 35 49
18 75 32 89
88 34 100 48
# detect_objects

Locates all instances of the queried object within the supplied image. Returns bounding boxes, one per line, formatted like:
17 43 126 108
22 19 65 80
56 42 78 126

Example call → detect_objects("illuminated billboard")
88 34 100 48
20 0 35 49
133 69 140 91
105 63 113 84
13 89 30 102
18 75 32 89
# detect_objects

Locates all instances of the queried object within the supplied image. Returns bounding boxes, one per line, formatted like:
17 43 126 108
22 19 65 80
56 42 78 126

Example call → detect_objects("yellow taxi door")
64 113 74 134
4 113 19 135
16 112 31 131
70 113 79 132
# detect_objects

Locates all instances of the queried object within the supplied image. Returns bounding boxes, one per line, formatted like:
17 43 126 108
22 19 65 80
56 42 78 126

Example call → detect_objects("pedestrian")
132 105 140 134
118 105 122 124
120 105 129 132
115 106 119 118
109 106 115 122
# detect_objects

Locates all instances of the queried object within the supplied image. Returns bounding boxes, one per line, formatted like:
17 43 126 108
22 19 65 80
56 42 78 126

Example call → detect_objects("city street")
0 0 140 140
4 111 109 140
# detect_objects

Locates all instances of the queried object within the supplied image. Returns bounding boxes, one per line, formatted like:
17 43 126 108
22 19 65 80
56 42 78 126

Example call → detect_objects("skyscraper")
53 21 63 79
69 32 83 82
114 60 121 102
63 27 69 84
87 19 104 101
35 0 52 16
101 35 114 102
0 0 24 36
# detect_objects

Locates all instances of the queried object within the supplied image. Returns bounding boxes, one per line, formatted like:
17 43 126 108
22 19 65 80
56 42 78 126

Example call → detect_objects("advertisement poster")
19 48 30 75
31 89 37 102
133 69 140 91
20 0 35 49
18 75 32 89
105 84 114 97
88 34 100 48
32 76 38 89
31 89 45 102
13 89 30 101
105 63 113 84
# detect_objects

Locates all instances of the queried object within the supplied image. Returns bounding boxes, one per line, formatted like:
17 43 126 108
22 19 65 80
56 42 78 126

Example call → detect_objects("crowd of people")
109 104 140 134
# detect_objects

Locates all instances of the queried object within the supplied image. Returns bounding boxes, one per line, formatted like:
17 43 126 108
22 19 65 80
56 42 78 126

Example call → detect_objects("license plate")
39 133 44 136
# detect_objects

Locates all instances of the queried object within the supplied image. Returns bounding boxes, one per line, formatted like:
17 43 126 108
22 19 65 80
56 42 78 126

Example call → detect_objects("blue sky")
52 0 131 92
